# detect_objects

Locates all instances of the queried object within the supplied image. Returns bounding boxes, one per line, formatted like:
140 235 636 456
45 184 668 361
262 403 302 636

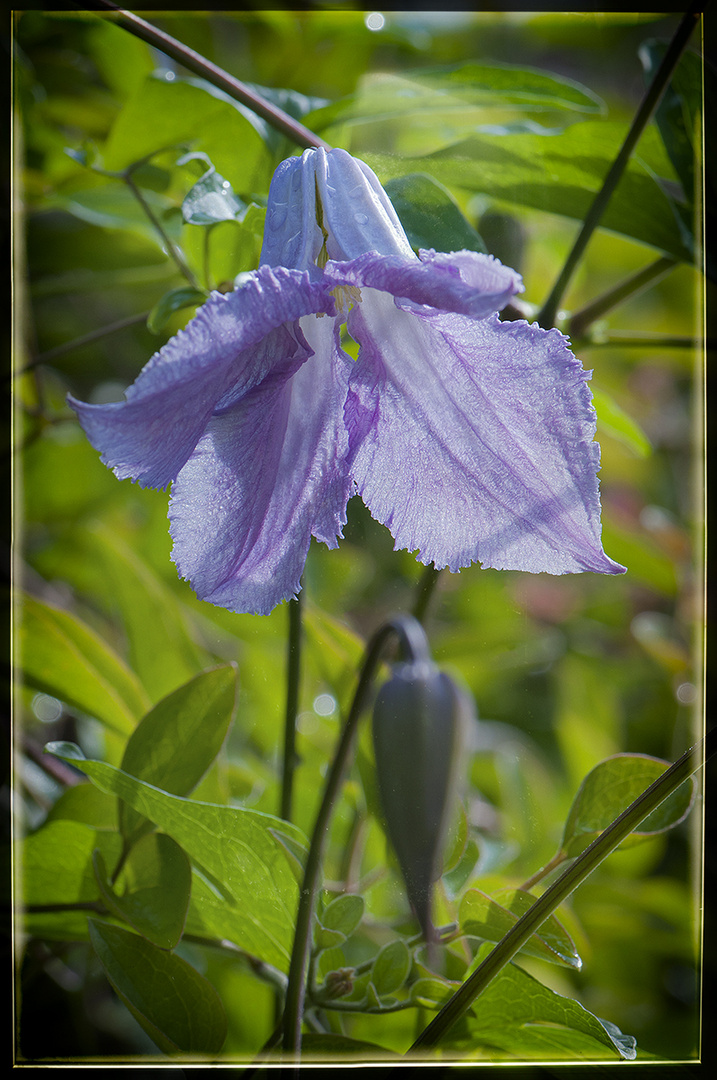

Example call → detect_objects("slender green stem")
123 171 201 288
410 727 713 1051
280 593 303 822
537 4 700 329
281 615 431 1056
567 256 678 340
77 0 330 152
412 563 442 626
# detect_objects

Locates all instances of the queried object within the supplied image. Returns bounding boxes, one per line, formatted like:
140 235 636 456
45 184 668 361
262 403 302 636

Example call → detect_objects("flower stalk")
281 616 432 1055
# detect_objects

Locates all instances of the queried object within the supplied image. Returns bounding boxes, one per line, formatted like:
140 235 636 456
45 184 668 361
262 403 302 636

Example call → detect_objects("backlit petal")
68 267 333 489
345 292 625 576
169 314 352 615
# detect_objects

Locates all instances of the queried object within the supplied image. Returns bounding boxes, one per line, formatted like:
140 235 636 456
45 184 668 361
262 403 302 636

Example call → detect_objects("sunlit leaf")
454 943 635 1059
21 818 123 940
561 754 695 858
460 888 581 969
19 593 150 736
88 918 227 1054
93 834 191 949
364 120 691 260
592 386 652 458
46 745 307 971
84 522 210 700
118 664 238 842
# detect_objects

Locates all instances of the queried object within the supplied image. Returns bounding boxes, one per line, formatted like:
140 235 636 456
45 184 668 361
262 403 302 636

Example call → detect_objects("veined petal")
169 314 352 616
324 248 523 319
346 292 625 577
68 266 333 490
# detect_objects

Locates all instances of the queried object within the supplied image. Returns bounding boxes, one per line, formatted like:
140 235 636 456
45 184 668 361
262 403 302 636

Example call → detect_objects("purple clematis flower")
69 147 624 615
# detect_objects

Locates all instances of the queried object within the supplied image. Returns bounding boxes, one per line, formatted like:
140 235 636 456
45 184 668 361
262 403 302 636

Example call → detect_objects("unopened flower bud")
372 660 473 939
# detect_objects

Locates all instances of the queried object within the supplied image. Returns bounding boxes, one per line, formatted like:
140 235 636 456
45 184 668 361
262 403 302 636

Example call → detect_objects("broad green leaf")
146 286 207 334
18 593 150 736
364 120 691 261
93 833 191 949
460 888 581 969
371 940 411 997
592 386 652 458
88 919 227 1054
46 781 118 829
385 173 486 254
311 63 604 141
561 754 695 858
87 18 154 101
456 943 636 1060
47 746 307 971
83 522 209 702
118 664 238 842
21 818 123 940
102 74 270 193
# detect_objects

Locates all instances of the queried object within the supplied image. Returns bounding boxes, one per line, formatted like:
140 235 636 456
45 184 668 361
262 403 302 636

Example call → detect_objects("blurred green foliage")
13 7 704 1066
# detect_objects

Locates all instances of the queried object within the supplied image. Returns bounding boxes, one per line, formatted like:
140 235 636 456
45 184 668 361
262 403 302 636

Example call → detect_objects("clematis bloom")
69 147 624 615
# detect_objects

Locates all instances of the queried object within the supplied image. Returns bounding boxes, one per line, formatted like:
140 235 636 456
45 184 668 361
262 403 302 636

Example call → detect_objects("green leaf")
384 173 486 254
314 894 364 952
641 41 700 207
460 888 581 969
364 120 692 261
19 593 150 736
320 894 365 938
118 664 238 843
54 182 180 249
371 940 411 997
458 944 636 1059
592 386 652 458
93 833 191 949
83 522 210 701
102 74 270 193
21 818 123 940
146 286 207 334
47 747 307 971
88 919 227 1054
561 753 695 858
299 1032 399 1059
311 62 604 142
409 975 460 1008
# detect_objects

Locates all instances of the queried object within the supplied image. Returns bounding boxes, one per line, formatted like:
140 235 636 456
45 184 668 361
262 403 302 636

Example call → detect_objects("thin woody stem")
280 593 303 822
537 4 700 329
411 727 713 1051
567 256 678 340
76 0 330 151
281 616 431 1057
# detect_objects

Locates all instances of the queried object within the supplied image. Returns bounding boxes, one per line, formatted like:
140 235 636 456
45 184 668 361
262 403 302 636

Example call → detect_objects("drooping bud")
372 659 473 939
